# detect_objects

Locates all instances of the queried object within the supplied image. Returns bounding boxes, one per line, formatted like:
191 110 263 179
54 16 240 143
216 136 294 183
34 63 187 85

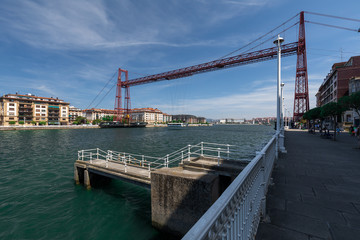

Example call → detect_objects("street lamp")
274 35 285 156
273 35 284 134
281 82 285 129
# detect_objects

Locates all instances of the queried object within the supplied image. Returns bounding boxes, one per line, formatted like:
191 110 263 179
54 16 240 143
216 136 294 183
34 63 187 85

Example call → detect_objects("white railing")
77 142 247 174
182 131 280 240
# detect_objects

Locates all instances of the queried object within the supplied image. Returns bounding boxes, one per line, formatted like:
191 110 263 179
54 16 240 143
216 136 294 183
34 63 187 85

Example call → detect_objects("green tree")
31 121 37 125
74 116 87 125
340 92 360 119
18 121 24 125
9 121 16 125
321 102 346 140
92 119 102 125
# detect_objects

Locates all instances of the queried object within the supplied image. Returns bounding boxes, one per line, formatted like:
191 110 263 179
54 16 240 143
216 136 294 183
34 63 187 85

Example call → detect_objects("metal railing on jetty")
182 129 283 240
77 142 246 177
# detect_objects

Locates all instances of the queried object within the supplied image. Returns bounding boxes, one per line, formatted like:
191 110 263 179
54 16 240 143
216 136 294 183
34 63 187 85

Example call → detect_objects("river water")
0 125 274 240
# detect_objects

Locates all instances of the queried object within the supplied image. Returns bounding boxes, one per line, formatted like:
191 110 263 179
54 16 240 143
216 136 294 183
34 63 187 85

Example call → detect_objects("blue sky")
1 0 359 119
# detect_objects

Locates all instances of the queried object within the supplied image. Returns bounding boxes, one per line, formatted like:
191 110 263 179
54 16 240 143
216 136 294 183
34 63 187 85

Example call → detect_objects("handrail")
182 132 280 240
77 141 245 172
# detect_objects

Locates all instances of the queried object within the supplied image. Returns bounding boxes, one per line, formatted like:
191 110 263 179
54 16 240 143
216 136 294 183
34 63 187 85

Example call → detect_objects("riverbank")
0 125 100 131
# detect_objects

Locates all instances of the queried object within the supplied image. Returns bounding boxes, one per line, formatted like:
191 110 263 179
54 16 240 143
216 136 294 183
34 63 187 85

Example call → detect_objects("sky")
0 0 359 120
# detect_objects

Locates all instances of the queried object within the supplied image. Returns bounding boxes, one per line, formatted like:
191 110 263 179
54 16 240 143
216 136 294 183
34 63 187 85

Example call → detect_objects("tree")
74 116 87 125
348 92 360 119
92 119 102 125
321 102 346 140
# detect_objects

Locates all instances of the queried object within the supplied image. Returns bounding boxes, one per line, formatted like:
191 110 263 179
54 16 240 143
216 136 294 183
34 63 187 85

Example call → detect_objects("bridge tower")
114 69 131 122
293 11 310 121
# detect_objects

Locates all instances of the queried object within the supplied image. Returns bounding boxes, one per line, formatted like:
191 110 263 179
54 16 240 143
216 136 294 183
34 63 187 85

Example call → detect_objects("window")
9 108 15 111
41 114 46 116
41 118 46 120
36 109 40 112
9 117 14 120
42 106 46 108
9 103 15 106
36 114 40 116
36 105 40 108
42 109 46 112
9 113 14 116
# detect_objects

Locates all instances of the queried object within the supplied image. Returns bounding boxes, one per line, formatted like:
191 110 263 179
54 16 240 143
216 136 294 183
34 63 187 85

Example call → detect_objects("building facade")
69 106 84 123
316 56 360 107
172 114 206 124
132 108 171 124
349 77 360 126
0 93 69 126
83 108 115 122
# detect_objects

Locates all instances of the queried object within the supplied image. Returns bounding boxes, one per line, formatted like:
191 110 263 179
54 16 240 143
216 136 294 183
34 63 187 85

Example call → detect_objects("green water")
0 125 274 240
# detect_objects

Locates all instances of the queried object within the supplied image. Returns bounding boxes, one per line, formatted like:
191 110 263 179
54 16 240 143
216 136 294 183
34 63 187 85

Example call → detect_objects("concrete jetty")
256 130 360 240
74 148 249 237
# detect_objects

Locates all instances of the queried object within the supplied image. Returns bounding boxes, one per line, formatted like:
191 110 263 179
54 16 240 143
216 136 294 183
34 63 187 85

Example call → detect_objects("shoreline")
0 125 100 131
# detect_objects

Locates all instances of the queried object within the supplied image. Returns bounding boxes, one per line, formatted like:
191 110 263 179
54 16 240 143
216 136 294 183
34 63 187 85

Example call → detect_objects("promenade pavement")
256 129 360 240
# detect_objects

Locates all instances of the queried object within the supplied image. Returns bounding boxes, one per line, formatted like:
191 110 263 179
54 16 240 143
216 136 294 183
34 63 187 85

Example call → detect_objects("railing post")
142 155 144 167
90 152 92 163
106 155 108 168
217 148 221 166
188 145 191 161
129 155 131 164
110 150 113 161
181 151 184 164
166 154 169 168
77 151 80 161
96 148 99 160
125 158 127 173
201 142 204 157
148 163 151 178
227 144 230 160
81 150 84 161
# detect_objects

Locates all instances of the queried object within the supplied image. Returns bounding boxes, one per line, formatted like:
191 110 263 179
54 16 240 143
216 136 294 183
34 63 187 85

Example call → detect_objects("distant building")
132 108 171 123
0 93 69 126
316 56 360 107
315 56 360 126
172 114 206 123
83 108 115 122
69 106 83 123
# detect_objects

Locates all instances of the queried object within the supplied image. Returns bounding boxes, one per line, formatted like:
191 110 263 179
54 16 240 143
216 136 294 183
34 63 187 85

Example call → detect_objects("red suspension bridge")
93 11 358 123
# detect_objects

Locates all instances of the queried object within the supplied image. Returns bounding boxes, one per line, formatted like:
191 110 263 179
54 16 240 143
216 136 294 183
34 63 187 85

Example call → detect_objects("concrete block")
151 167 219 238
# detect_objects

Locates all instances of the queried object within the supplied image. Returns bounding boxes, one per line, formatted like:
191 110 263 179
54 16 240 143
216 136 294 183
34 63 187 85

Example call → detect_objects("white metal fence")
182 131 279 240
77 142 247 176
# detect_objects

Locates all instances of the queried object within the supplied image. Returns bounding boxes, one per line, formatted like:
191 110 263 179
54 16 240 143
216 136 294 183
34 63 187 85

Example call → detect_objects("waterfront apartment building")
83 108 116 122
132 108 171 124
172 114 206 124
316 56 360 107
69 106 84 123
0 93 69 126
316 56 360 126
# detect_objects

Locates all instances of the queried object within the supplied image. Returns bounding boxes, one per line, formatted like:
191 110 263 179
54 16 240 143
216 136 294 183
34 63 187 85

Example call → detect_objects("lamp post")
281 83 285 129
274 35 285 157
274 35 284 134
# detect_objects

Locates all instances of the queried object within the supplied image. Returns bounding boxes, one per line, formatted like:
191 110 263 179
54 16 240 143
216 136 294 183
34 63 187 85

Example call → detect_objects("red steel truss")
124 42 298 87
114 13 314 122
293 11 310 121
115 42 299 121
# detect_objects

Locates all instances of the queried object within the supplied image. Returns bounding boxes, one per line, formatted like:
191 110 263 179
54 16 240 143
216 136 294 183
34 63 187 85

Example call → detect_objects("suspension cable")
305 20 359 32
85 70 117 109
218 13 300 59
93 82 117 109
304 11 360 22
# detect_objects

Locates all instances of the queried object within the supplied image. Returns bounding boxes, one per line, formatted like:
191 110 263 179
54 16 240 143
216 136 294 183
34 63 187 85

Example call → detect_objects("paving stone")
329 223 360 240
255 223 309 240
267 209 331 239
286 200 347 225
342 212 360 229
256 131 360 239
